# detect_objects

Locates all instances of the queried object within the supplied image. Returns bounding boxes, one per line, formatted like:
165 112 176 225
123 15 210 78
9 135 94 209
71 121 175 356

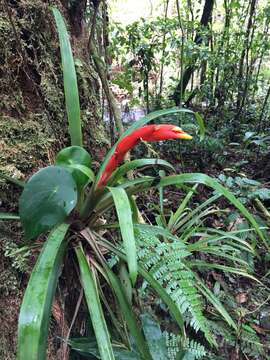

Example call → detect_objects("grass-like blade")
158 173 269 250
105 268 152 360
75 245 115 360
17 223 69 360
0 212 20 220
108 187 137 285
52 8 82 147
195 276 237 330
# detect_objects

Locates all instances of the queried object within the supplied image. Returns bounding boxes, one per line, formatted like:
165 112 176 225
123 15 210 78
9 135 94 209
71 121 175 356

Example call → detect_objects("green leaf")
141 314 167 360
168 184 198 230
96 238 185 336
19 166 77 240
17 223 69 360
108 187 137 285
56 146 94 190
56 146 92 167
158 173 269 250
69 337 141 359
75 246 115 360
105 268 152 360
107 158 175 186
52 8 82 146
194 112 205 141
195 277 237 330
0 212 20 220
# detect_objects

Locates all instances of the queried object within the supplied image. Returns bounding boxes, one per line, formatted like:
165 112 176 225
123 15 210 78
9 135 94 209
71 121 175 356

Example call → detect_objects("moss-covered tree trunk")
0 1 108 358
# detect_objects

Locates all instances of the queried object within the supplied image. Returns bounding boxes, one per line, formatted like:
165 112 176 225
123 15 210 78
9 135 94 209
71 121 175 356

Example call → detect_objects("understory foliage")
1 2 270 360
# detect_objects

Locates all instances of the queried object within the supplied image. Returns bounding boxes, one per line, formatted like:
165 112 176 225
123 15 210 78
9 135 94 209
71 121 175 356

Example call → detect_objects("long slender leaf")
0 212 20 220
17 223 69 360
52 8 82 147
75 245 115 360
69 337 141 359
194 276 237 330
105 268 152 360
108 187 137 285
158 173 269 250
168 184 198 230
189 260 259 281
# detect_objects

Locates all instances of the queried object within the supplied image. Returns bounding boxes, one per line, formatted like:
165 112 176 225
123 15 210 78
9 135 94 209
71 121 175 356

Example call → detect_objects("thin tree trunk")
235 0 257 119
157 0 170 106
258 83 270 132
88 1 124 136
172 0 214 105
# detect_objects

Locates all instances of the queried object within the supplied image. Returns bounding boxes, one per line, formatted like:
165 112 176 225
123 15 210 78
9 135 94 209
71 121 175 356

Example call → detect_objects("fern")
165 332 207 360
135 224 214 345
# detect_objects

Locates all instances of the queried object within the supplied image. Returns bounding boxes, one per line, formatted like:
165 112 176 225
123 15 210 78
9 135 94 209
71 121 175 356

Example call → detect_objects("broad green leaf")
108 187 137 285
0 212 20 220
56 146 91 167
17 223 69 360
19 166 77 240
107 158 175 186
75 246 115 360
56 146 94 190
141 314 167 360
52 8 82 146
105 268 152 360
158 173 269 250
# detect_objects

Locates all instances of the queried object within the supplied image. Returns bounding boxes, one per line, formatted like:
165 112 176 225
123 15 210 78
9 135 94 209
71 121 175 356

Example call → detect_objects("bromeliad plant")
0 8 267 360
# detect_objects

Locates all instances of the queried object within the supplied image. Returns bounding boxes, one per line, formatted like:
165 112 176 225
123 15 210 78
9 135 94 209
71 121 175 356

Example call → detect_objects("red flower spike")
97 124 192 188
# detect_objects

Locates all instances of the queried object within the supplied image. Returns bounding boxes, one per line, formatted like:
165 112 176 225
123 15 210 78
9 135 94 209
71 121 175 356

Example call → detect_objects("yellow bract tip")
177 133 193 140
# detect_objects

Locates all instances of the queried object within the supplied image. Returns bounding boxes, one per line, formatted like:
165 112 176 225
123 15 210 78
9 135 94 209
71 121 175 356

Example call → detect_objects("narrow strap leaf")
0 212 20 220
158 173 269 250
108 187 137 285
52 7 82 147
17 223 69 360
75 246 115 360
105 267 153 360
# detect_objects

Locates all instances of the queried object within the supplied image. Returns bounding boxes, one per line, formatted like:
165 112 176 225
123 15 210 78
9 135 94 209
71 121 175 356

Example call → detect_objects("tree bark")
0 1 108 358
235 0 257 121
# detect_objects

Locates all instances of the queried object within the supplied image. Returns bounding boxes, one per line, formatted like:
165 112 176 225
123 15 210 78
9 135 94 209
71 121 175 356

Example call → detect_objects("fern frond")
135 224 214 345
165 332 207 360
